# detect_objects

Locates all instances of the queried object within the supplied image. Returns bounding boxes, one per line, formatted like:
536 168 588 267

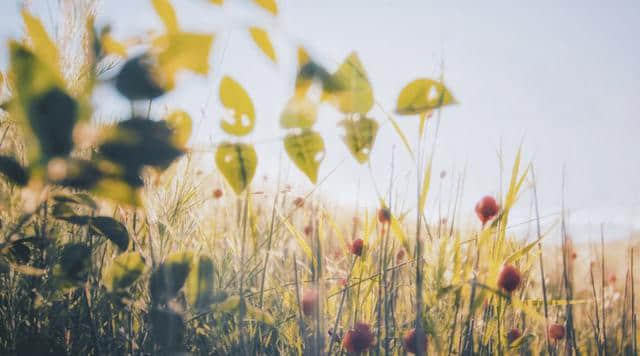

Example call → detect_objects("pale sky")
1 0 639 242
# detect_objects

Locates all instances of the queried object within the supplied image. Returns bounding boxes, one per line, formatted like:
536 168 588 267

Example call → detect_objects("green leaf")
186 255 216 310
149 308 184 352
90 216 130 252
0 155 29 186
326 52 373 114
54 243 91 285
283 130 324 183
151 0 180 34
52 193 98 211
153 32 214 89
395 78 456 115
339 116 378 164
115 55 165 101
295 61 343 97
21 10 60 74
249 27 277 63
219 76 256 136
280 96 317 129
253 0 278 15
215 142 257 194
149 251 194 305
102 251 145 292
99 117 184 187
165 110 192 147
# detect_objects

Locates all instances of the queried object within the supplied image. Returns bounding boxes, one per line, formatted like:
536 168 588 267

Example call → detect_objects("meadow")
0 1 638 355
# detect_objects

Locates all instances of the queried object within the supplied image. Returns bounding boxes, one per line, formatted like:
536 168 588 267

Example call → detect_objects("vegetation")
0 1 637 355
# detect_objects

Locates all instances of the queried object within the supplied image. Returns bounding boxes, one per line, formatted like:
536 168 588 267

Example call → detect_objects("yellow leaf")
21 10 60 74
215 142 257 194
280 96 317 129
185 255 216 310
339 116 379 164
283 130 324 183
210 0 223 4
100 33 127 57
297 47 310 68
165 109 192 147
153 32 214 88
384 112 415 160
249 27 277 63
151 0 180 33
327 52 373 114
253 0 278 15
102 252 145 292
396 78 456 115
219 76 255 136
279 212 316 267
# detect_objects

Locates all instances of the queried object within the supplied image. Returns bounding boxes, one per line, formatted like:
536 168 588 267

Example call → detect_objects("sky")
1 0 639 242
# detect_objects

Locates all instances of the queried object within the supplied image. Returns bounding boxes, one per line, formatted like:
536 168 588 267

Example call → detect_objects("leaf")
326 52 373 114
504 235 544 264
384 112 415 160
149 251 194 305
54 243 92 285
152 0 180 34
102 251 145 292
395 78 456 115
219 76 256 136
185 255 216 310
21 10 60 73
115 54 165 101
210 0 223 4
215 142 258 194
283 130 324 183
339 116 378 163
165 110 192 147
53 193 98 210
149 308 184 351
48 158 104 190
99 117 184 186
90 216 130 252
0 155 29 186
153 32 214 89
249 27 277 63
296 61 342 97
28 88 79 162
100 33 127 57
280 96 317 129
213 295 241 313
253 0 278 15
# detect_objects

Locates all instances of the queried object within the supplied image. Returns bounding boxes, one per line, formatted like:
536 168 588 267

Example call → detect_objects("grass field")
0 1 638 355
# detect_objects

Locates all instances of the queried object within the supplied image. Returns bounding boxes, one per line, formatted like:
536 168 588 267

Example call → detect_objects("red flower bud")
548 324 565 341
475 196 499 225
342 322 374 353
350 239 364 256
497 264 522 293
301 288 318 317
403 328 427 354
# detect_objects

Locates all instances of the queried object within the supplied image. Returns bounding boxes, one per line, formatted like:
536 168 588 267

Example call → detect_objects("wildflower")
377 207 391 224
548 324 565 341
213 189 223 199
497 264 522 293
301 288 318 316
350 239 364 256
475 196 499 225
342 322 374 353
403 328 427 354
506 328 522 344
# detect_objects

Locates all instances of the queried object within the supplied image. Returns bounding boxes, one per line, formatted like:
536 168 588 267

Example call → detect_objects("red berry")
571 251 577 259
609 274 617 285
342 322 374 353
396 249 406 262
506 328 522 344
402 328 427 354
475 196 499 225
301 288 318 317
548 324 565 341
350 239 364 256
213 188 223 199
497 264 522 293
377 208 391 224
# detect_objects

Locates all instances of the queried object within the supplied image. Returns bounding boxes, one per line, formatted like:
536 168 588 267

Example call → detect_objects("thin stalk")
328 257 357 355
600 225 607 356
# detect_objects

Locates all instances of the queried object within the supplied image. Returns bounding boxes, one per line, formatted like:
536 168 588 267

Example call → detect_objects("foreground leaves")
215 142 258 194
102 252 145 292
149 251 194 305
339 116 379 163
395 78 456 115
219 76 256 136
283 130 324 183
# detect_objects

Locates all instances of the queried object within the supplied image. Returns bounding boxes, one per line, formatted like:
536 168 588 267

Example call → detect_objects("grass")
0 1 639 355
